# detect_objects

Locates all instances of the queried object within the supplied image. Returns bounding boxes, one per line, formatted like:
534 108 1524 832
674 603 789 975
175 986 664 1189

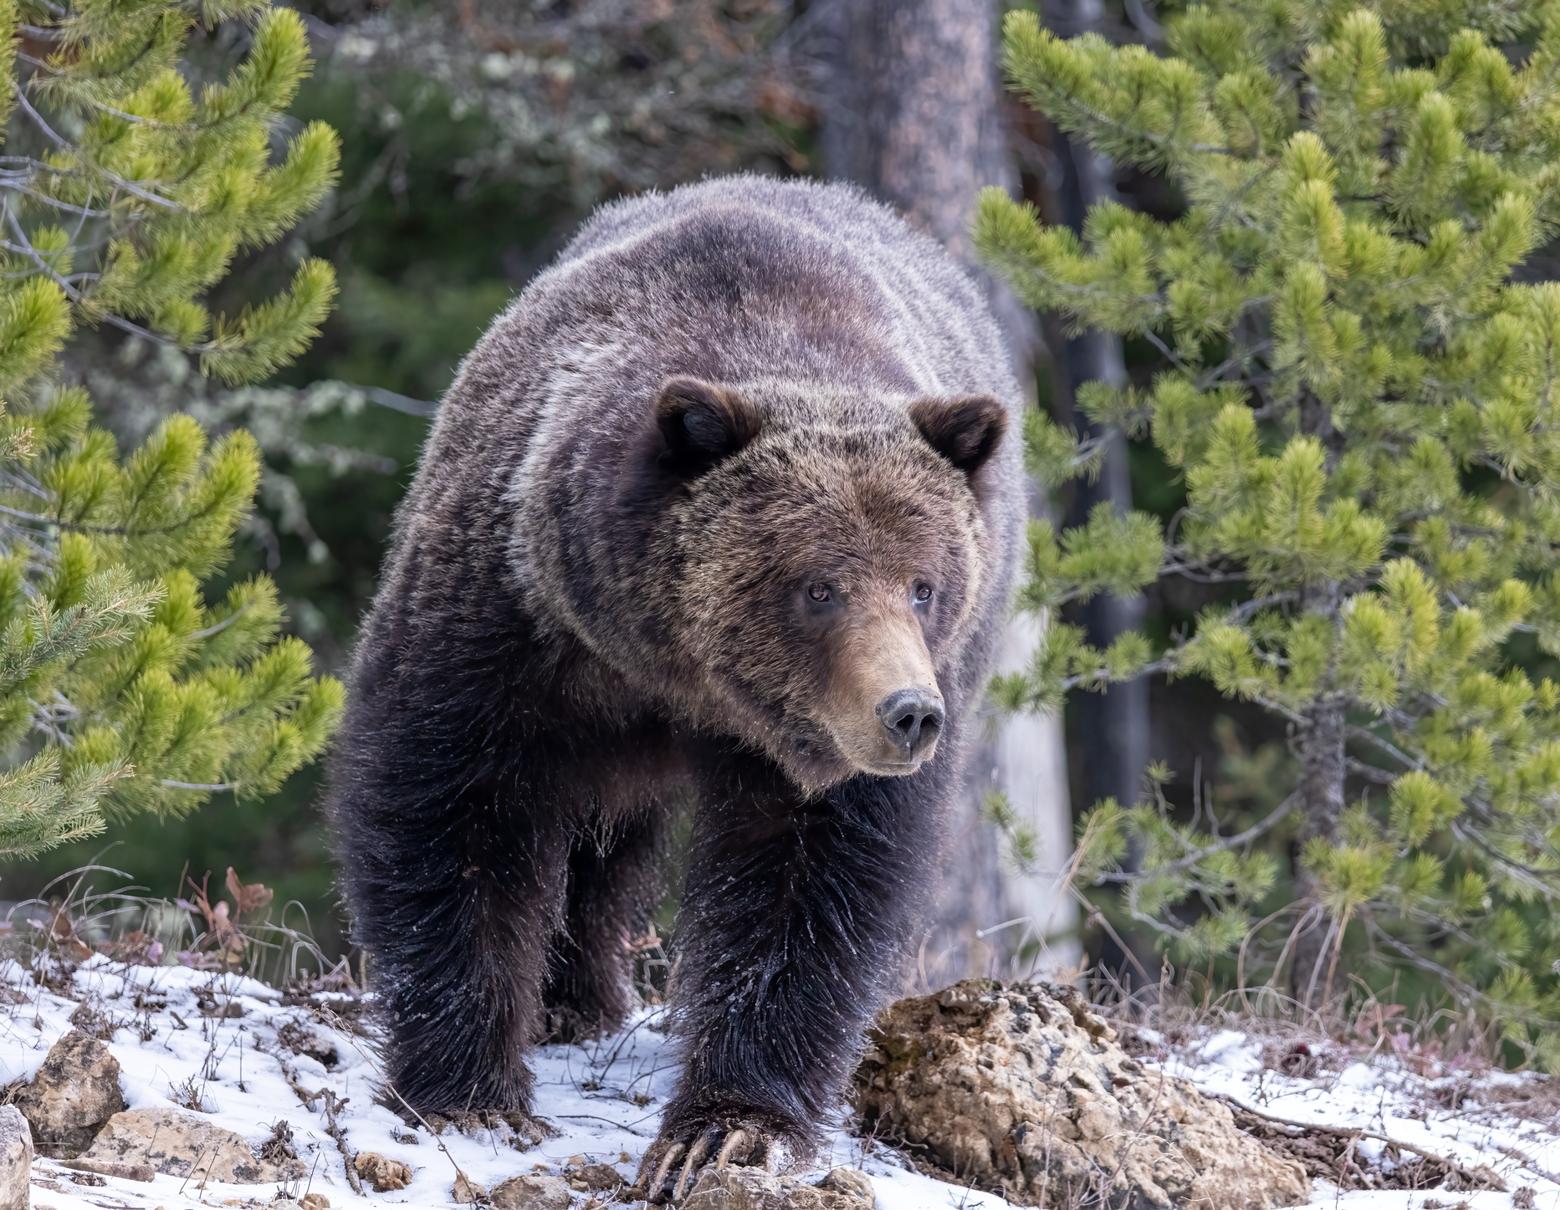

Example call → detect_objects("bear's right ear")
655 376 762 475
909 394 1007 479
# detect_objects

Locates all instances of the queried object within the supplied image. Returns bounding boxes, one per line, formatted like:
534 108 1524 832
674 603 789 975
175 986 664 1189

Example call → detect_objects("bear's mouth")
819 719 938 780
853 754 927 776
725 725 923 791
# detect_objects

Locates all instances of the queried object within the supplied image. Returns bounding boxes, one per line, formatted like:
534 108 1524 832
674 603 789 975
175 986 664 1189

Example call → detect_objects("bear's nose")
876 688 944 759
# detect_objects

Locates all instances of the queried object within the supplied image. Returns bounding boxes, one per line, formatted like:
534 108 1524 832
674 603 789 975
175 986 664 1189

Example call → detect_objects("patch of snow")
1337 1061 1381 1090
1315 1192 1541 1210
863 1165 1011 1210
1200 1027 1265 1073
1160 1029 1560 1210
0 959 1024 1210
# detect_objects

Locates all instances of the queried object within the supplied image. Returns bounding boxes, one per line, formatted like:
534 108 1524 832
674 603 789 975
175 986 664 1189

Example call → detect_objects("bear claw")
637 1122 775 1203
420 1109 555 1146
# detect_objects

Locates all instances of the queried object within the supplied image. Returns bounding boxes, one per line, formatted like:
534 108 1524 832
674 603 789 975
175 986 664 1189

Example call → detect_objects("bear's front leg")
365 781 569 1120
330 653 573 1121
638 758 943 1202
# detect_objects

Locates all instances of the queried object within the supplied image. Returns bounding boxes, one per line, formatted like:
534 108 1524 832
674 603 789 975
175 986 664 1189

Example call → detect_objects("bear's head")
641 375 1006 791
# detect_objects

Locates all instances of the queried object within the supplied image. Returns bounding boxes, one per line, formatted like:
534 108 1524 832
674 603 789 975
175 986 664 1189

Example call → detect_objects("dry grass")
0 862 357 995
1090 963 1524 1088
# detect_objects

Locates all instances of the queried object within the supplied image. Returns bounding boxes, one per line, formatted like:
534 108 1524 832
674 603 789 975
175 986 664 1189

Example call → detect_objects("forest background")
9 0 1113 968
16 0 1545 1046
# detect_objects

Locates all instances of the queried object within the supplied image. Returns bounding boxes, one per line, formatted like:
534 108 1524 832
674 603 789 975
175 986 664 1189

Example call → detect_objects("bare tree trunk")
1048 127 1151 818
1291 389 1348 1001
1292 693 1345 999
820 0 1077 982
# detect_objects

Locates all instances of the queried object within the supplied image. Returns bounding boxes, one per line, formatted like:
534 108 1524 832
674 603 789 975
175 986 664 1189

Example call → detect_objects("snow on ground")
5 956 1010 1210
1157 1027 1560 1210
0 955 1552 1210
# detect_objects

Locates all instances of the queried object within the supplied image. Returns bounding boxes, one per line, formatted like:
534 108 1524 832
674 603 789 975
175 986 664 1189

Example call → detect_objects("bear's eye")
913 582 934 605
807 582 833 604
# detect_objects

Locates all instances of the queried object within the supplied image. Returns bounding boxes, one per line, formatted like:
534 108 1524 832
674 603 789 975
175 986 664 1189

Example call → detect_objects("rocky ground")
0 955 1551 1210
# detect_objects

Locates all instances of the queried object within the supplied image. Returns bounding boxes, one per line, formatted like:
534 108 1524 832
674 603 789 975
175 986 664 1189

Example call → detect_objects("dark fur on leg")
637 746 948 1199
333 729 571 1111
543 810 664 1041
328 568 577 1116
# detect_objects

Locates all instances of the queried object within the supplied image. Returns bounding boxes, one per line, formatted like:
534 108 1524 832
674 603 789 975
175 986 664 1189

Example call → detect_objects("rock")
565 1156 625 1191
354 1150 413 1191
490 1173 573 1210
276 1020 339 1070
77 1107 304 1183
0 1105 31 1210
818 1169 874 1203
61 1157 155 1183
682 1167 874 1210
302 1194 331 1210
453 1170 487 1202
853 980 1311 1210
14 1030 126 1157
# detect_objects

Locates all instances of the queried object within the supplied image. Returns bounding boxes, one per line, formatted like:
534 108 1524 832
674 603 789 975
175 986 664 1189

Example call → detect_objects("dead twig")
1214 1094 1507 1192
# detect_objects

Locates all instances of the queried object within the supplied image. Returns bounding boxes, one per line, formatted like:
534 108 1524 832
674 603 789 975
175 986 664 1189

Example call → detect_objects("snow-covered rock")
354 1151 412 1192
79 1106 304 1183
12 1030 124 1157
489 1172 573 1209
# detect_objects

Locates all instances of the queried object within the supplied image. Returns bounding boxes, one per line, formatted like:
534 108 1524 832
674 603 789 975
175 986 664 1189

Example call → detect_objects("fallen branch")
1214 1094 1506 1193
259 1036 364 1196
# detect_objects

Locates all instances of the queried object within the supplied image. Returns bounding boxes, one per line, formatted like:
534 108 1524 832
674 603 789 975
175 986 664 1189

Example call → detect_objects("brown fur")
328 176 1024 1191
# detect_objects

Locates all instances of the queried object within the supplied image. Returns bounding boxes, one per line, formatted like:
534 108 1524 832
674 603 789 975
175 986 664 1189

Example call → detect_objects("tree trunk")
1292 691 1345 1000
1291 389 1348 1001
1038 0 1152 982
1048 124 1151 820
819 0 1077 981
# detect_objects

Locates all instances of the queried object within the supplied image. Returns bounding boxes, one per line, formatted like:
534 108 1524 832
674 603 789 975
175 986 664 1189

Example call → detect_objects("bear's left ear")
909 394 1007 478
655 376 762 476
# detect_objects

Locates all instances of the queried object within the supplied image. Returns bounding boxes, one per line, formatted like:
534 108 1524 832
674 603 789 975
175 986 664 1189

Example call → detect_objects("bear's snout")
876 687 944 761
817 604 944 777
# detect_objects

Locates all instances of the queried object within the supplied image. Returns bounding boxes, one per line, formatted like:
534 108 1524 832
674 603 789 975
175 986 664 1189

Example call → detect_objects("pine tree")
979 1 1560 1066
0 0 342 857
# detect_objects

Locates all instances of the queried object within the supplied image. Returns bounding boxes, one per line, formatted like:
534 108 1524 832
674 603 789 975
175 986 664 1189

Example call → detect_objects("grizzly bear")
328 175 1023 1200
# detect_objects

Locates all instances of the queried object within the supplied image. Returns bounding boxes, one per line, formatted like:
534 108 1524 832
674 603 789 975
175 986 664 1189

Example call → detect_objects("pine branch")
0 0 343 851
1093 790 1301 883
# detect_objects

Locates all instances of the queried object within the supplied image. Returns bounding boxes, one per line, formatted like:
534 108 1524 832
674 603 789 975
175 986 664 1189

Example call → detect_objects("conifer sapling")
0 0 343 857
979 1 1560 1067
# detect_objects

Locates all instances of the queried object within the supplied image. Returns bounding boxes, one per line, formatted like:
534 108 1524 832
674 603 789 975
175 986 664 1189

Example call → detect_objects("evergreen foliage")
0 0 342 857
980 1 1560 1065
